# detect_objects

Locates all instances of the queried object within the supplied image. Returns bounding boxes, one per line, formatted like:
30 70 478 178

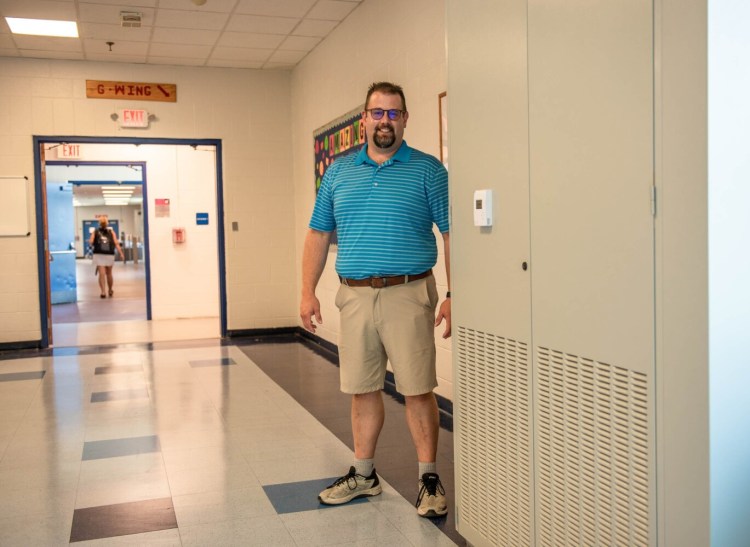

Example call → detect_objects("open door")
38 144 53 345
47 182 77 305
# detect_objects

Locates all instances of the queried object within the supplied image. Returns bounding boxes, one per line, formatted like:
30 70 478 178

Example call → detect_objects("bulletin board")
313 105 365 192
0 176 30 236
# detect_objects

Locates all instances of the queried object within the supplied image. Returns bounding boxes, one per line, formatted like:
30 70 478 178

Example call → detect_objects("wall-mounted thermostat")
473 189 493 226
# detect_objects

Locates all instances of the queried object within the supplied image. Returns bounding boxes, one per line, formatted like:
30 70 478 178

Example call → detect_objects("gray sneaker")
318 466 383 505
318 466 382 505
416 473 448 517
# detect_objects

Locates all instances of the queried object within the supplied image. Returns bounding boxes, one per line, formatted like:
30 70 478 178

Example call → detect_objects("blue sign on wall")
196 212 209 225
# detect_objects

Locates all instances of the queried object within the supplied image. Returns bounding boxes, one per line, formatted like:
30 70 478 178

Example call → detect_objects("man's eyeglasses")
365 108 406 121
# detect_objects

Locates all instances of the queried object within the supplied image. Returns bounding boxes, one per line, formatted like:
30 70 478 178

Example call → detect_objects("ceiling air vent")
120 11 142 28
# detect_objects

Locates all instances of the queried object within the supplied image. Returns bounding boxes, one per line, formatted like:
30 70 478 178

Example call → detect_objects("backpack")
94 227 114 254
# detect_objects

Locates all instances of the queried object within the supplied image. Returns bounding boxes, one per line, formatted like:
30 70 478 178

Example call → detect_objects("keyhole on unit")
522 262 528 271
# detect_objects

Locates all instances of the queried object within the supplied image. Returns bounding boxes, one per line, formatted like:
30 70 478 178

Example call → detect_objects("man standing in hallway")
300 82 451 518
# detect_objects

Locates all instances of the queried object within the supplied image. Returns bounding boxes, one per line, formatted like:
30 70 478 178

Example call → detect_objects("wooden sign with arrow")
86 80 177 103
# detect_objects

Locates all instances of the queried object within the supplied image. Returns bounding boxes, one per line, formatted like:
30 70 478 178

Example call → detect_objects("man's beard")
372 124 396 149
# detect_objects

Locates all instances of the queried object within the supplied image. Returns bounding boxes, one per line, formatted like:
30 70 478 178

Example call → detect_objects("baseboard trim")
0 339 42 352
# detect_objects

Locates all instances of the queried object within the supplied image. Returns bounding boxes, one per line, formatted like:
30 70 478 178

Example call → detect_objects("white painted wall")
0 58 295 343
290 0 451 399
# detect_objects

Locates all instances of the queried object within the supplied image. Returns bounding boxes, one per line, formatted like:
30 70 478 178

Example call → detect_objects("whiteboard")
0 177 30 236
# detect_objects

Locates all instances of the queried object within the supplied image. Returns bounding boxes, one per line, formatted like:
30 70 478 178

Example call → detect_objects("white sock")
354 458 374 477
419 462 437 478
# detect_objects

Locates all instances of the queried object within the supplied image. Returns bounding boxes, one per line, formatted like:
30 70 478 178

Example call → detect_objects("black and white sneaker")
318 466 382 505
416 472 448 517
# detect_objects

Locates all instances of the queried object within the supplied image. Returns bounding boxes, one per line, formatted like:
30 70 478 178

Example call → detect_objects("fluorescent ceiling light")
5 17 79 38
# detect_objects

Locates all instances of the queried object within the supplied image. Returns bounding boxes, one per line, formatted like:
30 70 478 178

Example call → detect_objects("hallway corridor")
0 333 462 545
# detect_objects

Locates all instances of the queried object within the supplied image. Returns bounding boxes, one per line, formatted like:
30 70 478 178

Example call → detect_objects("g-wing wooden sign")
86 80 177 102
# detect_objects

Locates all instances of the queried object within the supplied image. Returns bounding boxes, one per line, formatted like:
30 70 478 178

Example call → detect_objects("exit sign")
118 109 149 128
58 144 81 158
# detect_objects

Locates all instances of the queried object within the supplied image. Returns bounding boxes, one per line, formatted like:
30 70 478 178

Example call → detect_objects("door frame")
33 136 228 348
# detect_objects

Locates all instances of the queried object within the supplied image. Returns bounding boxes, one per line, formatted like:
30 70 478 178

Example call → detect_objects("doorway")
46 162 148 326
34 137 227 348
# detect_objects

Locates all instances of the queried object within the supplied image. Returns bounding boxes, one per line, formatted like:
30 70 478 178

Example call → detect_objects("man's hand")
300 293 323 333
435 298 451 339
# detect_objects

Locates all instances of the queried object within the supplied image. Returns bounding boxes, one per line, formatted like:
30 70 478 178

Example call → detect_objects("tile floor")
0 336 463 546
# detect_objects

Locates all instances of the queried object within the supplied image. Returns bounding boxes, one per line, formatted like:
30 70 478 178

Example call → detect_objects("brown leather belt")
340 269 432 289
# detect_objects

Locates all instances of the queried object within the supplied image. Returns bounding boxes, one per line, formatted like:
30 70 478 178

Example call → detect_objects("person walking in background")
300 82 451 518
90 216 125 299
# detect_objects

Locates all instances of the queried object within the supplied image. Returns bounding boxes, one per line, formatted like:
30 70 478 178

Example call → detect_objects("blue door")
48 183 77 304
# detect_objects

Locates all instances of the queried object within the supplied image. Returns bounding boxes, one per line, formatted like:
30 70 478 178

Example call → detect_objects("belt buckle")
370 277 387 288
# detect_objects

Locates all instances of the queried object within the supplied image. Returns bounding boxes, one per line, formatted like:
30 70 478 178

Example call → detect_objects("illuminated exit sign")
58 144 81 158
118 109 150 128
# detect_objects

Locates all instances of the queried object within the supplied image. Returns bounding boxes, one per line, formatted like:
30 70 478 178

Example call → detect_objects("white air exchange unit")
120 11 142 28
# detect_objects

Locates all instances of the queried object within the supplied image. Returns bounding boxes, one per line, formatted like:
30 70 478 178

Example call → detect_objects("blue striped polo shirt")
309 141 449 279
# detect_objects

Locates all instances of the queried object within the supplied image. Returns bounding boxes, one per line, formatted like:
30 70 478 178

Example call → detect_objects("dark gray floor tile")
94 365 143 375
82 435 161 461
189 357 235 367
90 388 149 402
262 477 370 515
70 497 177 543
0 371 46 382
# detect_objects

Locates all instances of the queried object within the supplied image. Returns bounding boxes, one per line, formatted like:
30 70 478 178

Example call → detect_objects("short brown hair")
365 82 407 112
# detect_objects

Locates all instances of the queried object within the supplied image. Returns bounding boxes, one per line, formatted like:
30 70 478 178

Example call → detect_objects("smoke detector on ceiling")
120 11 142 28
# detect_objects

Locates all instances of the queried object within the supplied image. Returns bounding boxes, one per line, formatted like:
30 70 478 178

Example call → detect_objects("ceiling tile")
206 58 263 69
210 45 272 62
293 18 337 37
85 53 147 63
306 0 358 21
0 0 365 69
20 49 84 60
268 49 306 63
0 0 77 20
234 0 316 18
79 22 152 42
78 4 155 25
83 38 147 55
224 14 299 35
158 0 235 12
0 33 15 47
79 0 158 7
148 41 211 58
279 35 320 51
218 31 283 49
152 26 220 45
155 8 228 30
263 62 296 70
148 55 206 66
12 34 82 51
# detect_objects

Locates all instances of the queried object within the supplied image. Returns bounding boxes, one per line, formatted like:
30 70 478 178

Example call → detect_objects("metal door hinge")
650 186 657 217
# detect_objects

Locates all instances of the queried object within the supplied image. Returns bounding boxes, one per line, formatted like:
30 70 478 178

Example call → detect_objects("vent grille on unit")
536 347 651 547
456 327 533 546
120 11 142 28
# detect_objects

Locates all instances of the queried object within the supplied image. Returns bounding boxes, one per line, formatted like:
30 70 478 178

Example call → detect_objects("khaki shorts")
335 275 439 396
